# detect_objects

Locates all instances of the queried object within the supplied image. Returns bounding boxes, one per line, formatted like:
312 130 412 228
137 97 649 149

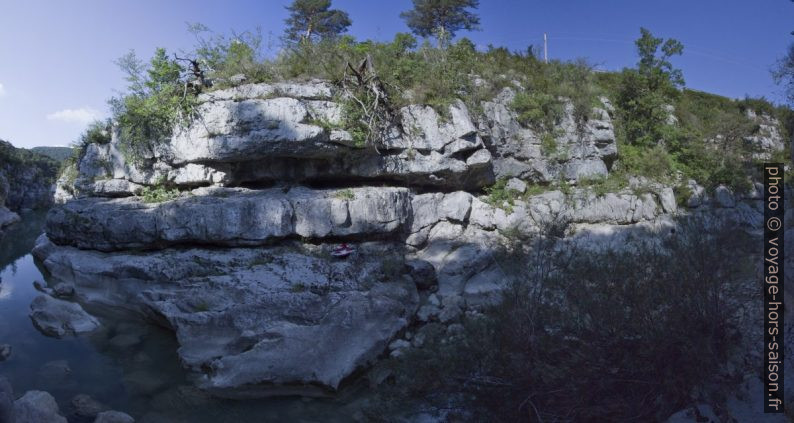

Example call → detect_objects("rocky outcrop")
47 186 410 251
479 88 617 182
405 185 677 305
34 237 418 397
60 81 495 199
37 78 789 405
29 294 100 338
0 140 58 212
744 109 788 160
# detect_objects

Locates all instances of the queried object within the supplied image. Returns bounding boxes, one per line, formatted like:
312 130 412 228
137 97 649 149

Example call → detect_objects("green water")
0 212 368 422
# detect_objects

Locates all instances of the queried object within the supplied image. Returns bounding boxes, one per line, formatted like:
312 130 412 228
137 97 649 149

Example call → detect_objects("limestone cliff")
36 79 792 407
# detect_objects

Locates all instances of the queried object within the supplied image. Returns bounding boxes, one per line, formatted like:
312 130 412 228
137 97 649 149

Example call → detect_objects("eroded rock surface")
29 295 100 338
46 187 410 251
38 79 792 404
479 88 617 182
34 237 418 397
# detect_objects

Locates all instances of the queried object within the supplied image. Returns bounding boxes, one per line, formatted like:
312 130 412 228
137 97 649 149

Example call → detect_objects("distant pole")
543 33 548 63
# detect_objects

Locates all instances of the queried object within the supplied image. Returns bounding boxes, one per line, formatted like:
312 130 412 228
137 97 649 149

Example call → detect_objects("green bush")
79 120 112 146
578 173 629 198
616 143 674 182
673 183 693 207
483 178 520 211
109 48 198 163
334 188 355 200
189 24 274 86
139 185 182 203
512 92 562 133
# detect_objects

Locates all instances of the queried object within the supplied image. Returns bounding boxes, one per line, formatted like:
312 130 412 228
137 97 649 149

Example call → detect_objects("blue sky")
0 0 792 149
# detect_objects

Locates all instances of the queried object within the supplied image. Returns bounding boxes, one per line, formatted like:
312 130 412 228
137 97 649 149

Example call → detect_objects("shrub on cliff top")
109 48 197 163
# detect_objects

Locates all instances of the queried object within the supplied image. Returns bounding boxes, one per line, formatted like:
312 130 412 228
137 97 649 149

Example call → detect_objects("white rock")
29 295 100 338
505 178 527 193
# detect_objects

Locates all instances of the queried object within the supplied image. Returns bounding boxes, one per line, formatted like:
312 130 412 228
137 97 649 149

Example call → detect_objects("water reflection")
0 212 367 422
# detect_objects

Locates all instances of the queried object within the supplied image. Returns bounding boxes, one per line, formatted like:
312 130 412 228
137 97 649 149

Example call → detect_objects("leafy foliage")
188 23 273 86
139 184 182 203
109 48 197 163
483 178 521 211
613 28 684 149
400 0 480 44
284 0 352 44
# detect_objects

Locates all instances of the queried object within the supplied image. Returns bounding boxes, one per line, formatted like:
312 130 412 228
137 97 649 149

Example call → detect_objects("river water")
0 212 367 422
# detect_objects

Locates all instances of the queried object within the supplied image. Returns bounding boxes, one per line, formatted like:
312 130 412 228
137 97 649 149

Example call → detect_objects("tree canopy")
635 27 685 89
400 0 480 44
284 0 352 44
615 28 685 147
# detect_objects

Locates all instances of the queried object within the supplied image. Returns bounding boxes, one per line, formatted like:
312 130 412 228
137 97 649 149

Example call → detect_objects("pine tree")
400 0 480 46
284 0 352 44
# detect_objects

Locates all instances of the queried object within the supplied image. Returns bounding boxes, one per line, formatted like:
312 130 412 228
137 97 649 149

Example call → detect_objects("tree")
616 28 685 147
635 27 685 89
284 0 351 44
400 0 480 47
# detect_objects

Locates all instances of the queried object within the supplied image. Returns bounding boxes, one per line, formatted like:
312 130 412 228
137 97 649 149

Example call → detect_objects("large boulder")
33 237 418 397
29 295 100 338
13 391 67 423
45 186 411 252
0 206 20 236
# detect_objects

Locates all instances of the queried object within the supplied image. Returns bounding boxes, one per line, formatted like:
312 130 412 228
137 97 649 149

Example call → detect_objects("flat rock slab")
46 186 411 252
34 237 418 397
29 295 100 338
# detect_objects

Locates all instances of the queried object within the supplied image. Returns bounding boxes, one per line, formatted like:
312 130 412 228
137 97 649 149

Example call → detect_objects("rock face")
0 140 58 212
34 237 417 397
59 81 494 198
744 109 788 160
37 79 788 404
29 295 100 338
47 186 410 251
406 185 677 304
479 88 617 182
